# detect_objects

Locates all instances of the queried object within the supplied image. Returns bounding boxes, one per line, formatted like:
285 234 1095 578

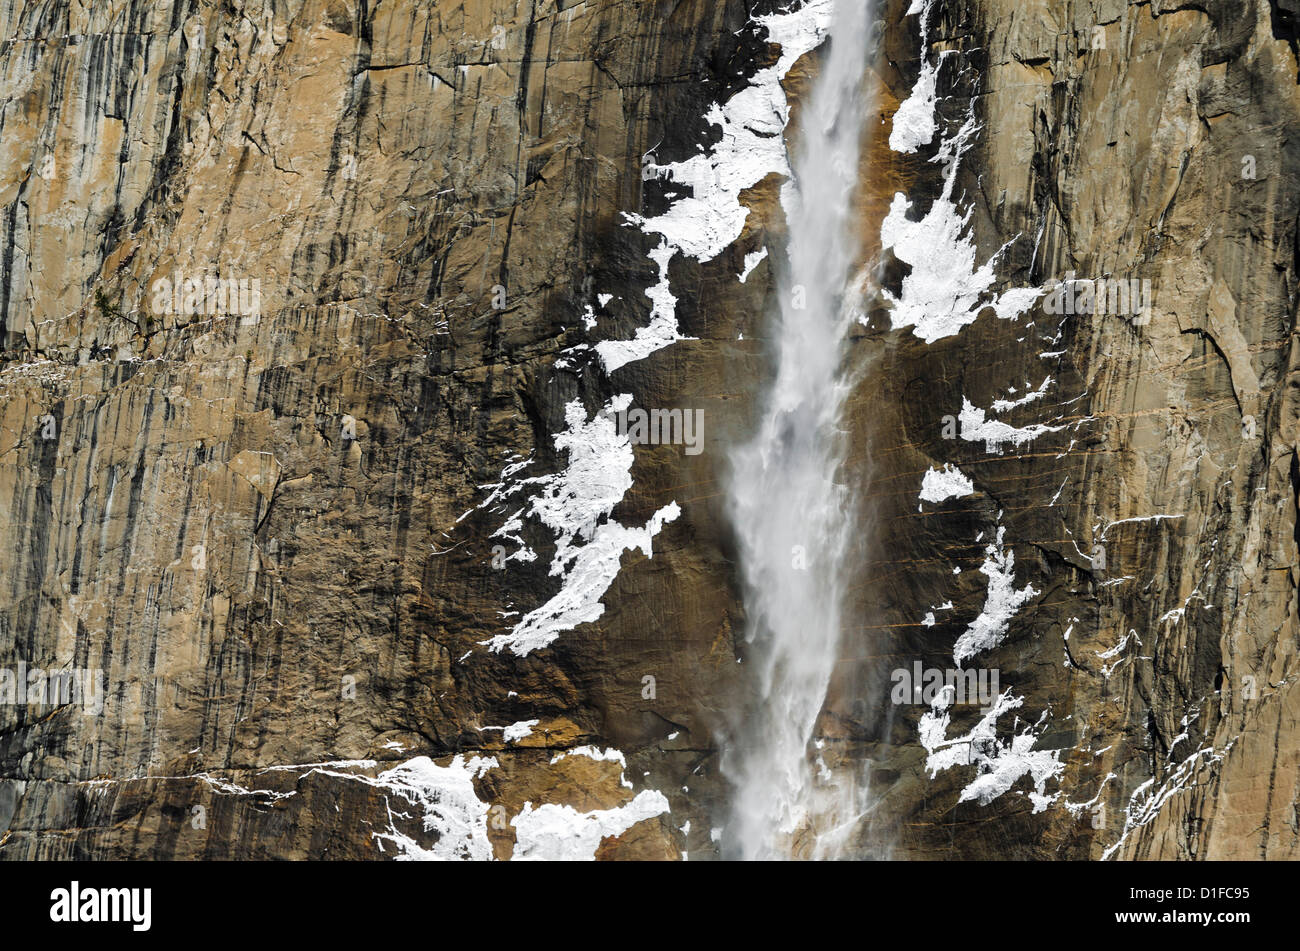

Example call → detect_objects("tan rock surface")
1 0 1297 861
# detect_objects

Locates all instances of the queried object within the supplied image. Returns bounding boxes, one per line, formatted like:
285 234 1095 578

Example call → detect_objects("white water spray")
724 0 874 860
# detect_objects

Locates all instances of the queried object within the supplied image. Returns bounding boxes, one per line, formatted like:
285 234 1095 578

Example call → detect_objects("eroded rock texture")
0 0 1296 860
872 0 1300 859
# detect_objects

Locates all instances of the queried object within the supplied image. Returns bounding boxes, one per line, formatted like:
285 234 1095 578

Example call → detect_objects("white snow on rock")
882 0 1041 343
738 247 769 283
889 57 937 154
1099 513 1184 540
991 376 1053 412
462 452 542 566
476 396 681 656
921 599 955 627
880 187 1040 343
510 790 671 861
475 722 540 743
1102 741 1232 860
889 0 940 153
194 772 297 803
892 0 1075 821
919 463 975 503
959 397 1065 453
501 719 539 743
550 745 627 767
919 688 1064 810
1097 630 1141 679
596 0 834 372
551 745 634 788
369 755 499 861
1063 773 1115 821
952 527 1038 665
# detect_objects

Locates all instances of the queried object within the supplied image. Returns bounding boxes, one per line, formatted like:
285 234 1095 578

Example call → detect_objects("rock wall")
0 0 1296 860
870 0 1300 859
0 0 766 860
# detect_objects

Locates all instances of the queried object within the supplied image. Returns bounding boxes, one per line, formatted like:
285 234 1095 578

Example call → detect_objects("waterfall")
723 0 874 860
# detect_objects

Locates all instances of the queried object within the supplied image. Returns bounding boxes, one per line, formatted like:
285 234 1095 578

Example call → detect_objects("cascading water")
723 0 874 860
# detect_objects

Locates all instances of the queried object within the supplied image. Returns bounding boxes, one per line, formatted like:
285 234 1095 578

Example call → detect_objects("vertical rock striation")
0 0 1296 860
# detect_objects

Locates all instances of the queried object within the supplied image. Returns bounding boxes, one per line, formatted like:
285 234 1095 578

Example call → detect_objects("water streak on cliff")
723 0 874 860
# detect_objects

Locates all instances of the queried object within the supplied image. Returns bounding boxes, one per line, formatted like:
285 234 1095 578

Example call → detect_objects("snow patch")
882 0 1041 343
991 376 1053 412
952 526 1039 665
739 247 769 283
888 1 940 155
597 0 834 371
370 755 499 861
550 745 633 788
919 463 975 504
959 397 1065 453
511 790 671 861
477 397 680 656
919 689 1064 810
550 745 627 768
498 720 539 743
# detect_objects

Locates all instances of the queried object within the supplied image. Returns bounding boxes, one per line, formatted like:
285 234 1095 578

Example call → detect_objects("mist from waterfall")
723 0 874 860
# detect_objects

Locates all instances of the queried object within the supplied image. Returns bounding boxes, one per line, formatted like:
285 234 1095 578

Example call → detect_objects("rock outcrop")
871 0 1300 860
0 0 1296 860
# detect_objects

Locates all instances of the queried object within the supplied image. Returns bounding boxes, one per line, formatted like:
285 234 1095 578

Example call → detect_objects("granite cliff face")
872 0 1300 860
0 0 1296 860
